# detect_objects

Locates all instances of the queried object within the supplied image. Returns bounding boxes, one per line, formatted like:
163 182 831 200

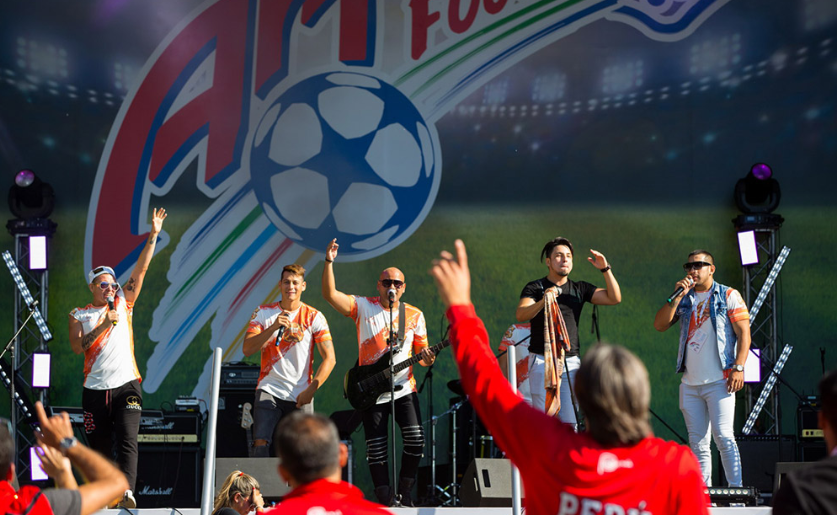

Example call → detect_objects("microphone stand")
387 293 400 507
416 359 435 506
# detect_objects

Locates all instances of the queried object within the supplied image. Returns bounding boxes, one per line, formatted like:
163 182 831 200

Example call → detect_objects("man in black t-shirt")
515 237 621 427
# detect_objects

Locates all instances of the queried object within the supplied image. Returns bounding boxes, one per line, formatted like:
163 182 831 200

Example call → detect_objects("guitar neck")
392 339 450 374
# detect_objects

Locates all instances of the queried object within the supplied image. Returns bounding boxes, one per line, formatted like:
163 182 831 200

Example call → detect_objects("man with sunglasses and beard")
322 238 434 506
654 249 751 488
68 207 167 509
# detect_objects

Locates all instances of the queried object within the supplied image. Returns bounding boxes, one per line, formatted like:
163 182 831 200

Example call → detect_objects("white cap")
88 265 116 284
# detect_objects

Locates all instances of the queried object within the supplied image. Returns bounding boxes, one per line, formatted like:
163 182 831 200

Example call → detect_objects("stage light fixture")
29 447 48 481
744 348 761 384
31 352 51 388
28 235 47 270
734 163 781 214
8 169 56 220
1 251 53 341
737 230 758 266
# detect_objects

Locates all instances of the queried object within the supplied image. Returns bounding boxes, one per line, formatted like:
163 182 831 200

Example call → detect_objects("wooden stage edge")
94 507 773 515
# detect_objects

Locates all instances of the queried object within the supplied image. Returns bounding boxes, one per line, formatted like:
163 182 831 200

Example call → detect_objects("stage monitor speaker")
460 458 525 507
135 445 202 508
217 389 255 457
736 434 795 493
773 462 813 495
215 457 291 500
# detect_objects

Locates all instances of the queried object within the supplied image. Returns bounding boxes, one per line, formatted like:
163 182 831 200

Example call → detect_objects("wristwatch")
60 436 78 455
731 364 744 373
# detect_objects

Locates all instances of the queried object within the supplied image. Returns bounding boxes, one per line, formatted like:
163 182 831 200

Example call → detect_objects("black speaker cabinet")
214 457 291 500
135 445 202 508
736 434 795 493
798 439 828 462
217 389 256 457
460 458 525 507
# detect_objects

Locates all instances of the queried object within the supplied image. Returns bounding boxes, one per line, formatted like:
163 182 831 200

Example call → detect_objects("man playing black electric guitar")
322 238 434 507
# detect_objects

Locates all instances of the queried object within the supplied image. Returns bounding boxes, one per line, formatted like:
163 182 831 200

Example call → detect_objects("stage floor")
95 507 773 515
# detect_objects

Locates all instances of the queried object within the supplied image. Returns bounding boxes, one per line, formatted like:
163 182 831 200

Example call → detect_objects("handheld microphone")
107 296 117 326
388 288 396 302
275 313 287 346
667 277 694 304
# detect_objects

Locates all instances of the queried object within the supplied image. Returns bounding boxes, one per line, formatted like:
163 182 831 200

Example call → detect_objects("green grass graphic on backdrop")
2 204 834 495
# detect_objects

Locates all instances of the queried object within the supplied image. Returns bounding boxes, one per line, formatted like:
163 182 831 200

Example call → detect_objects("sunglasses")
683 261 712 272
97 281 120 290
380 279 404 288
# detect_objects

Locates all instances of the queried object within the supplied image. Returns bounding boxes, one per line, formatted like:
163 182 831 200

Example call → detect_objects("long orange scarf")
543 287 571 416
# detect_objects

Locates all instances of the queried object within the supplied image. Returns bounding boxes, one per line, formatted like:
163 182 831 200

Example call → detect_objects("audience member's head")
574 343 652 447
274 411 344 487
819 369 837 451
213 470 262 515
1 418 14 481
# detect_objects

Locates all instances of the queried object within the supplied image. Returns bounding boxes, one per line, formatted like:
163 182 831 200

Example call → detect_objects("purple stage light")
15 169 35 187
751 162 772 180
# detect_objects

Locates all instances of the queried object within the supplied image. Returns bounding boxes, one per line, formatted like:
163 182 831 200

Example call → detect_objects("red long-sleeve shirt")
447 304 709 515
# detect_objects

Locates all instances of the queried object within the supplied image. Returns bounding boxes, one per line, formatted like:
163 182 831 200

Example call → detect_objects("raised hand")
429 239 471 308
151 207 167 235
587 249 609 270
326 238 339 262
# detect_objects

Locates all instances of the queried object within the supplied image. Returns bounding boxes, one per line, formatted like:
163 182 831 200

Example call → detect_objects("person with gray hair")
269 411 391 514
430 239 709 515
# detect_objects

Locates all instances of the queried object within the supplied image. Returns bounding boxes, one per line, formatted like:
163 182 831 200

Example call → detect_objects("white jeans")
528 354 580 429
679 380 742 486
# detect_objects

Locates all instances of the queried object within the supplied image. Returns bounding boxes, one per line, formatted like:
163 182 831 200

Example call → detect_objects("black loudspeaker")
736 434 795 493
460 458 525 507
798 440 828 462
773 462 813 494
217 390 256 457
135 445 202 507
215 457 291 500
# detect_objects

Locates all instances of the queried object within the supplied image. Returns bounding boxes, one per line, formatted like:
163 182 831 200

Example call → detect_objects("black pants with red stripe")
82 379 142 491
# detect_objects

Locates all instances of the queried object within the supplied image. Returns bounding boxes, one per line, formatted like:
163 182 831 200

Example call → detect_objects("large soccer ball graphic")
249 72 440 259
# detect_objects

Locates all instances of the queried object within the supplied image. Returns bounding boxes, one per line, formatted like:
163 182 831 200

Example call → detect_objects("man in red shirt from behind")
429 240 709 515
270 411 391 514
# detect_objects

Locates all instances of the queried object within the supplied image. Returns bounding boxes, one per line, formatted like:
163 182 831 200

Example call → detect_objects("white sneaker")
118 490 137 509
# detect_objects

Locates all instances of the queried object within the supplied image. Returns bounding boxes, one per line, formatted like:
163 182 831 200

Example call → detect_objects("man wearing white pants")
515 237 621 427
654 249 751 487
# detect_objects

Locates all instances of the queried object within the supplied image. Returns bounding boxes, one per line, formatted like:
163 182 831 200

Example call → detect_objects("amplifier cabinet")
135 445 202 508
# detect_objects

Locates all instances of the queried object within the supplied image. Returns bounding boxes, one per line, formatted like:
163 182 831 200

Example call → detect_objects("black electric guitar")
344 339 450 411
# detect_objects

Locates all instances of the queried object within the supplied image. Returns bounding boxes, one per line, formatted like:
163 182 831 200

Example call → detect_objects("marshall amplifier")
798 398 822 439
220 363 260 391
135 445 202 508
138 411 202 444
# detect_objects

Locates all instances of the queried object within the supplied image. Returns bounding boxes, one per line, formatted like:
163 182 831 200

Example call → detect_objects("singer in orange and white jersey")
322 238 434 506
243 263 335 458
68 207 167 509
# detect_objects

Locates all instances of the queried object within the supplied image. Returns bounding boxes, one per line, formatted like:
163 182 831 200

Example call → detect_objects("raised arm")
123 207 167 303
321 238 353 316
35 402 129 515
654 275 693 332
588 249 622 305
430 240 560 467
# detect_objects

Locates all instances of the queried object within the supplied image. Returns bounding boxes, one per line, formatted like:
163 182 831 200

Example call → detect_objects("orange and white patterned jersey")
500 323 532 404
349 296 428 404
70 289 140 390
247 302 332 402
